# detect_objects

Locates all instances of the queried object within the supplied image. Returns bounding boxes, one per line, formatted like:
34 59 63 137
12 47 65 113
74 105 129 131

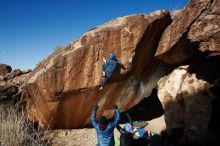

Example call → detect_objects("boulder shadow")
120 88 164 123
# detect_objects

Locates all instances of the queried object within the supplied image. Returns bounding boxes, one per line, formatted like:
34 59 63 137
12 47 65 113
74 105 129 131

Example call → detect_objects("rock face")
155 0 220 65
157 65 212 143
22 10 171 129
170 9 183 20
0 64 12 76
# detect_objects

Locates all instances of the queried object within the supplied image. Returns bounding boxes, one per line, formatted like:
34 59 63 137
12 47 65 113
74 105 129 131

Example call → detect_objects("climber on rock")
100 53 122 90
91 104 120 146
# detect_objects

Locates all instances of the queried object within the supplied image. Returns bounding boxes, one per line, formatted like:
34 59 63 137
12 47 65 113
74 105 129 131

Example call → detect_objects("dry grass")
0 103 48 146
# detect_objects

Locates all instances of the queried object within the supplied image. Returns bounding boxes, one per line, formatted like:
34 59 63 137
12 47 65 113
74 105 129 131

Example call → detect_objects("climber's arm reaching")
91 104 99 130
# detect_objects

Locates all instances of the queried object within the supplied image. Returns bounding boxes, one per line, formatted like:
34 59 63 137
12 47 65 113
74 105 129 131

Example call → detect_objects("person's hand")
103 57 106 63
93 104 99 110
128 58 132 64
113 104 118 109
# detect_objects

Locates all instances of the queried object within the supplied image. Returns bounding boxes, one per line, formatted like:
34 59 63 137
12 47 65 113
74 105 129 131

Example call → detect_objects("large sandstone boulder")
22 10 171 129
157 65 212 144
155 0 220 65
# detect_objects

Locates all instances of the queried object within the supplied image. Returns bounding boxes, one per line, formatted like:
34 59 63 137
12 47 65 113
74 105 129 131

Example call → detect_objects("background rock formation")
0 64 12 76
22 10 171 129
0 65 31 103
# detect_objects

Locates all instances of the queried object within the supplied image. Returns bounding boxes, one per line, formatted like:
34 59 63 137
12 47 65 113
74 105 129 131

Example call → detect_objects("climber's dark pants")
102 64 114 87
102 75 112 87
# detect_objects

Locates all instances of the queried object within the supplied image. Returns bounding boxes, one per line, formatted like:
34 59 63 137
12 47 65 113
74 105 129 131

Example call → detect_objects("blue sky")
0 0 188 70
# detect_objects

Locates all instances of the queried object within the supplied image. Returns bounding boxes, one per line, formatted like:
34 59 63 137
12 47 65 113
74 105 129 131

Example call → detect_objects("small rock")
0 64 12 76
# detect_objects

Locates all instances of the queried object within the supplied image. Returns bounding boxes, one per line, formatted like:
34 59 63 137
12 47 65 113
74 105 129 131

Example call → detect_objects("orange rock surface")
22 10 171 129
155 0 220 65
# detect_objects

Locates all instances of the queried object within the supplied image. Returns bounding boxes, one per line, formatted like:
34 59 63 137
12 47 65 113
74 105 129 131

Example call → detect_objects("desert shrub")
54 45 65 53
0 103 48 146
36 45 65 68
